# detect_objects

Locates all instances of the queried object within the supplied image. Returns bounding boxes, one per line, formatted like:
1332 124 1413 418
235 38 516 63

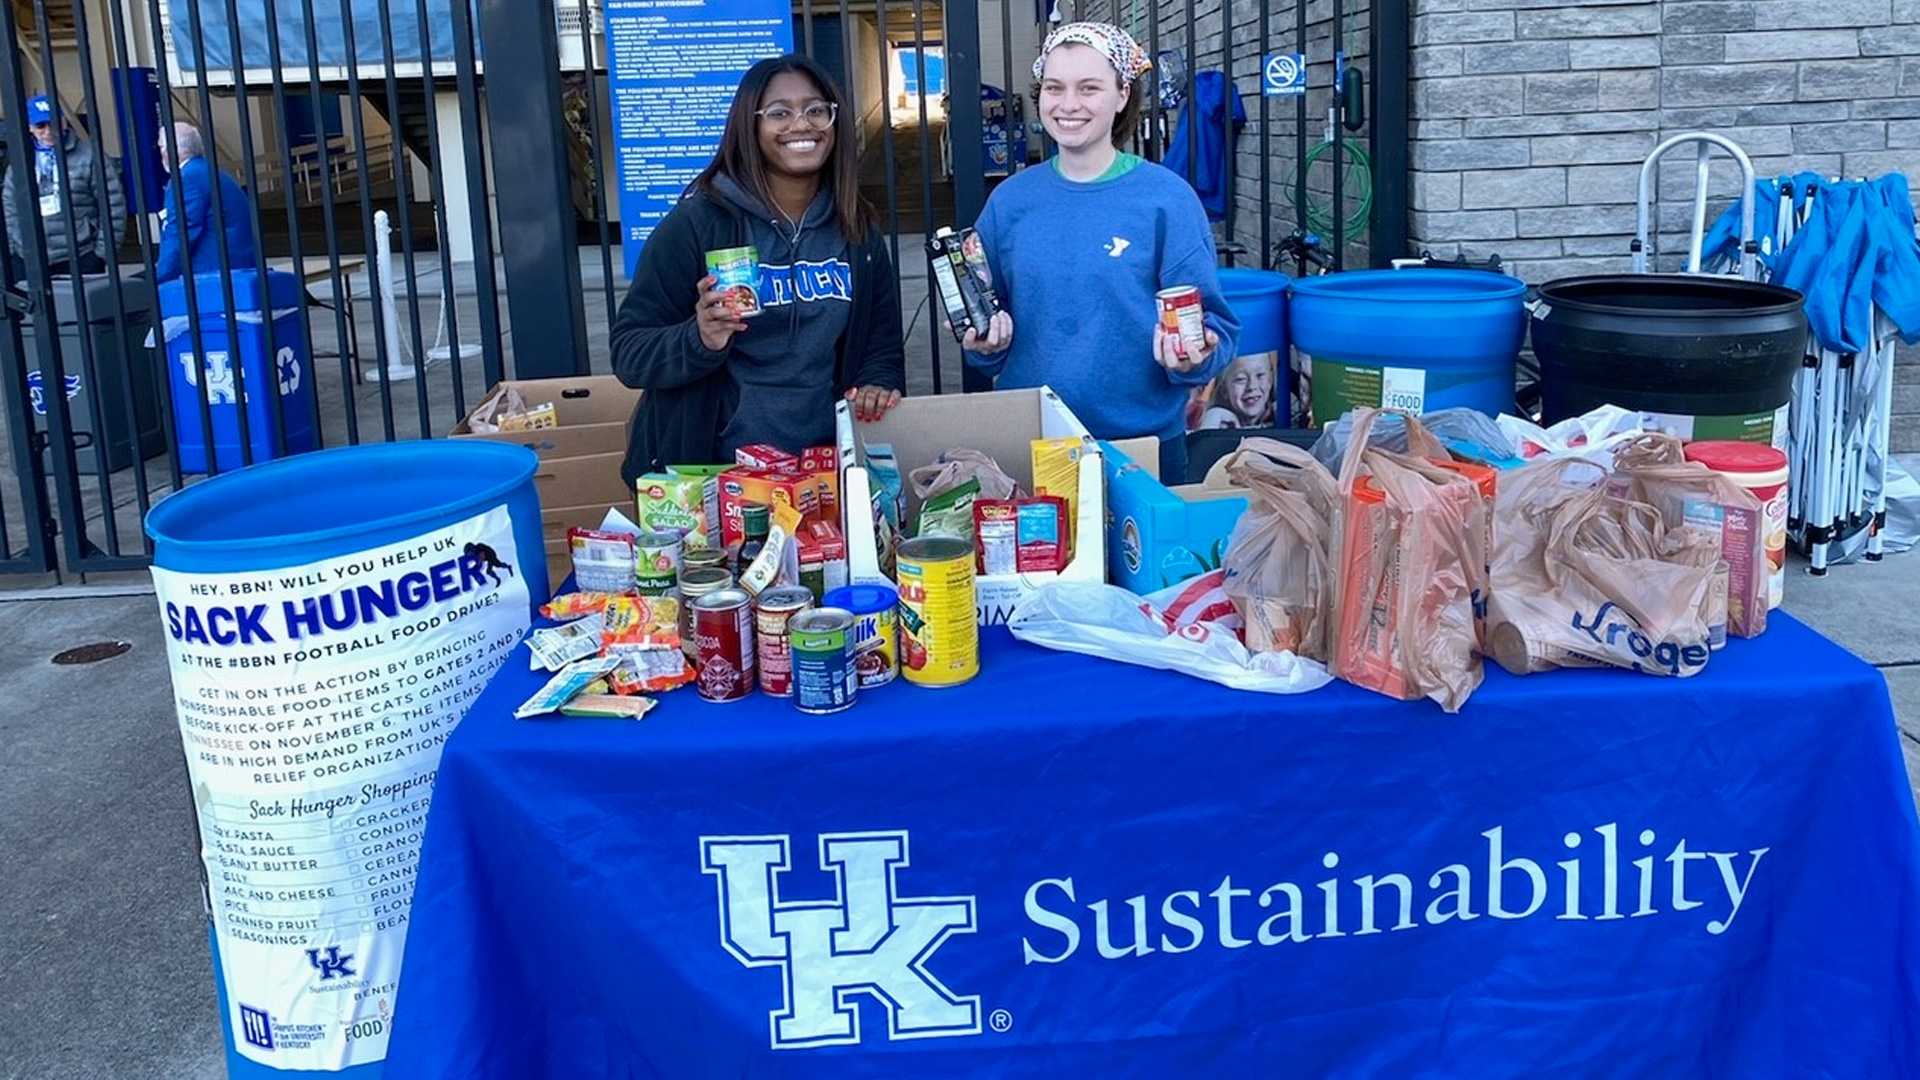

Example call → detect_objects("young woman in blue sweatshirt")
960 22 1240 483
609 55 906 481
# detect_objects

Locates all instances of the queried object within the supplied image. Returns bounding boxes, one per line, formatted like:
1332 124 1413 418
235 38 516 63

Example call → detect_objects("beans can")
789 607 857 714
678 567 734 660
896 536 980 687
1156 285 1206 359
754 585 814 697
705 246 762 318
822 584 899 689
692 587 754 703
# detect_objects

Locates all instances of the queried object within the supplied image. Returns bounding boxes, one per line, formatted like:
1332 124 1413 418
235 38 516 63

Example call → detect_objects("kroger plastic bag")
1207 438 1340 662
1486 458 1720 676
1007 571 1332 695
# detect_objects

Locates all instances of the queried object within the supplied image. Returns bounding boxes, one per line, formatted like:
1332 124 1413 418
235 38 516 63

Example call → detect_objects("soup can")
754 585 814 697
691 587 754 702
705 246 762 318
822 584 899 689
789 607 857 714
678 567 734 660
1156 285 1206 359
896 536 979 687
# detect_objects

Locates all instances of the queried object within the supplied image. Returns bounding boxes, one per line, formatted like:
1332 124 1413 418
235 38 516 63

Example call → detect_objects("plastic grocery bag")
1007 571 1332 695
1331 409 1492 713
1608 434 1769 638
1496 404 1647 465
1486 458 1721 676
1207 438 1341 662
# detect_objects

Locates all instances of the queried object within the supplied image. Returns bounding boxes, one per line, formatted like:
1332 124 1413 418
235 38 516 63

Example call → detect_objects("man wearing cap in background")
154 121 256 283
4 94 125 281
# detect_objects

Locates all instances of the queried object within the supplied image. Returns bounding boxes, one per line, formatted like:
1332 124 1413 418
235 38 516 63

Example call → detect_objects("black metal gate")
0 0 1405 578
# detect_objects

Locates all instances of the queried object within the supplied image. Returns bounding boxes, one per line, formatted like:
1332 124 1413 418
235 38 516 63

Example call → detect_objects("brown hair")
694 54 873 245
1033 44 1148 149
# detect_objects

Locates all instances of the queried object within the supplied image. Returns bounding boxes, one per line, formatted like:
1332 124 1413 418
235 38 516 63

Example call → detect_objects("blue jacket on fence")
154 156 258 282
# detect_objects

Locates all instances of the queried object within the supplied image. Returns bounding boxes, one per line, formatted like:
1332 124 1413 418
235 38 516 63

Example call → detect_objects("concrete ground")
2 490 1918 1078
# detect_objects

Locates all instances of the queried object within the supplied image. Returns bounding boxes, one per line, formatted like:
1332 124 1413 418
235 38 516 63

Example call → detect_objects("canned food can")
636 530 683 585
896 536 980 687
705 245 762 318
678 567 734 659
822 584 899 689
1156 285 1206 359
789 607 858 714
754 585 814 697
692 587 754 701
682 546 728 574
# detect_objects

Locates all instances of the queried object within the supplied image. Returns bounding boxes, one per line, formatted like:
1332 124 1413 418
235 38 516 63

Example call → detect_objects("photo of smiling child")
1195 351 1278 429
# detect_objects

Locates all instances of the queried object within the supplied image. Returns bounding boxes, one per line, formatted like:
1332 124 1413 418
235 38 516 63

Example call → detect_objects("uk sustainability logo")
700 830 980 1049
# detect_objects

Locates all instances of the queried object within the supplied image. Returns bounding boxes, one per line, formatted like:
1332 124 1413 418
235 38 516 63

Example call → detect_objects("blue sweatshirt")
968 161 1239 443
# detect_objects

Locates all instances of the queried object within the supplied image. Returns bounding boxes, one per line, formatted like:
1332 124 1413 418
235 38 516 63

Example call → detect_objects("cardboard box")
451 376 642 593
449 375 639 462
1102 438 1249 594
837 386 1105 625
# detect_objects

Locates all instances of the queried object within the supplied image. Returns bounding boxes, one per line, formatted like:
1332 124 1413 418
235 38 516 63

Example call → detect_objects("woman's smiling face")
756 71 835 184
1037 44 1126 152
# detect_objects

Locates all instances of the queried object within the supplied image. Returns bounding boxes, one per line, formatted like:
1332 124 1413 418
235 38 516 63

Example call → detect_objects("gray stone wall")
1408 0 1920 448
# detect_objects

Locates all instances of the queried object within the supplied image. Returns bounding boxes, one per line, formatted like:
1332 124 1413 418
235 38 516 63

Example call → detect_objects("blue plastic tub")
146 440 546 1080
1288 269 1527 425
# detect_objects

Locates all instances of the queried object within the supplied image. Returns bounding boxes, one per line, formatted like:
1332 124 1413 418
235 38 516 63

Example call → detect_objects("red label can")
692 588 756 702
1156 285 1205 358
754 585 813 697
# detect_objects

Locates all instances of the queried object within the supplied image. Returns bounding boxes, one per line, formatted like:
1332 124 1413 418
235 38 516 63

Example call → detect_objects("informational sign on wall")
604 0 794 276
152 509 528 1070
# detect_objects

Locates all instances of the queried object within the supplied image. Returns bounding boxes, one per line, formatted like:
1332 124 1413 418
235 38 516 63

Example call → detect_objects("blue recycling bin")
159 269 318 473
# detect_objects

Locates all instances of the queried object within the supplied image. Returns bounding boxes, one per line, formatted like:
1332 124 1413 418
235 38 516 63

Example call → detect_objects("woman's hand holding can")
1153 322 1217 375
694 273 750 352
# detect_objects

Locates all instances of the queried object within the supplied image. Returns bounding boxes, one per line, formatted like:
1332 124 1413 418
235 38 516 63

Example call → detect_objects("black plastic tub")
1531 275 1807 428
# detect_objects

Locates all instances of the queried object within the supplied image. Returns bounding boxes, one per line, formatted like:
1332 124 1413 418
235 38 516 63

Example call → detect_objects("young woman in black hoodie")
610 54 907 482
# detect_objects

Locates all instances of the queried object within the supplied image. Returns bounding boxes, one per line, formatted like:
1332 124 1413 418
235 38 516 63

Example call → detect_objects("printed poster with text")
605 0 794 276
151 509 529 1069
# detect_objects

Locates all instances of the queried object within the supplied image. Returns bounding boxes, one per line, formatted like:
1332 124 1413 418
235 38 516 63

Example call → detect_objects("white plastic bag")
1006 572 1332 695
1496 404 1646 465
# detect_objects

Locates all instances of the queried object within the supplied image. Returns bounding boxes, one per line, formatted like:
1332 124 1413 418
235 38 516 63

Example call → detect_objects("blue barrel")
146 441 547 1080
1216 268 1292 426
1289 269 1527 425
160 269 319 473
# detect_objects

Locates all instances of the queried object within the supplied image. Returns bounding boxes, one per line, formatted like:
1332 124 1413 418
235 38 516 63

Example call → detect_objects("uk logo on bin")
25 370 83 416
177 348 302 404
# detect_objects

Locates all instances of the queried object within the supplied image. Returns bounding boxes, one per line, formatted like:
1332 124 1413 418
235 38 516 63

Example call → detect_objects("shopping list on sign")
150 508 528 1071
604 0 794 275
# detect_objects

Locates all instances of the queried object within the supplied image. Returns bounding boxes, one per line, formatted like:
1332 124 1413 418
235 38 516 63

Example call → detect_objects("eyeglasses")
755 102 837 129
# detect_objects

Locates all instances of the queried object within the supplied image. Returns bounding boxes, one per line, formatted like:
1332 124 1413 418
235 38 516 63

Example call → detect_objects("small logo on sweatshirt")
1104 237 1131 258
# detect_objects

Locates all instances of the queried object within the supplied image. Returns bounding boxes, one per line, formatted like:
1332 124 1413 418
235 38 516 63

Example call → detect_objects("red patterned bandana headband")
1032 22 1153 86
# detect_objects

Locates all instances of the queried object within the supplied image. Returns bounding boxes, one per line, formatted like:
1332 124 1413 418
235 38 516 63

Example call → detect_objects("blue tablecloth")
386 614 1920 1078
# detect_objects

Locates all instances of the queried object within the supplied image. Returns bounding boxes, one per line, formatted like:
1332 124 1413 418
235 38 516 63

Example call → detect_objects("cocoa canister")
753 585 814 697
691 587 754 702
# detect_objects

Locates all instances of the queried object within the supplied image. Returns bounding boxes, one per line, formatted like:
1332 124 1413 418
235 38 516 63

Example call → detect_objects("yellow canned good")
896 536 979 687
